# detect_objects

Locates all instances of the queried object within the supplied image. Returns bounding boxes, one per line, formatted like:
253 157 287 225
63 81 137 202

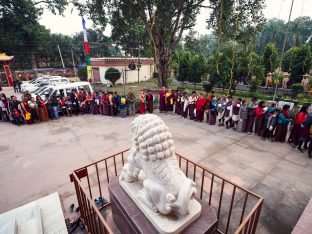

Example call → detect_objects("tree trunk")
157 57 170 88
153 32 171 88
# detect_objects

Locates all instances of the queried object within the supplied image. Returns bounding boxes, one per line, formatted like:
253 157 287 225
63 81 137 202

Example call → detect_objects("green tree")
189 54 207 83
110 7 152 57
184 30 200 55
255 19 285 54
263 43 279 74
170 50 180 79
197 34 217 57
74 0 206 87
208 46 233 92
177 52 191 82
283 47 299 72
288 44 312 84
77 66 88 81
256 17 312 54
0 0 68 70
183 31 216 58
207 0 265 93
105 67 121 86
237 51 265 83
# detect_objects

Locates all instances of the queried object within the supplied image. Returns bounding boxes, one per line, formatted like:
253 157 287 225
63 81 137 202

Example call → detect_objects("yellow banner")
87 66 92 81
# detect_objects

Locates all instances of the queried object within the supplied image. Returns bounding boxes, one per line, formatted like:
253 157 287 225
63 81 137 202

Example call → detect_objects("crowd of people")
1 87 311 158
0 88 155 125
157 87 312 158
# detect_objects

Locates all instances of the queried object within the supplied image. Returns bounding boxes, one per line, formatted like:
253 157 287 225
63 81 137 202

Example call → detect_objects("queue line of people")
0 88 156 125
1 87 311 158
157 88 312 159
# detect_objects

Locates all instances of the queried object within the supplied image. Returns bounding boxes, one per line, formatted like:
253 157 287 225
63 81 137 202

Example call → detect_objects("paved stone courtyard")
0 107 312 233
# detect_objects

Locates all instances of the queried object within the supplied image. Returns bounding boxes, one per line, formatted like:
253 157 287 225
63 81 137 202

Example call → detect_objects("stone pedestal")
108 178 218 234
0 192 67 234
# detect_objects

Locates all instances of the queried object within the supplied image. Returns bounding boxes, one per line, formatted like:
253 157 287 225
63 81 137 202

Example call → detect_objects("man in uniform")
127 88 136 116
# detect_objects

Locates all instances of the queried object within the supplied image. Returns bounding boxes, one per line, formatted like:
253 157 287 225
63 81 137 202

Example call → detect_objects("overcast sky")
39 0 312 36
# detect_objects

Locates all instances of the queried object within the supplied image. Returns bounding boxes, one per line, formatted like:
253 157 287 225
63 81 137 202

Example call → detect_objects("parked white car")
20 77 48 90
21 77 70 93
36 82 93 100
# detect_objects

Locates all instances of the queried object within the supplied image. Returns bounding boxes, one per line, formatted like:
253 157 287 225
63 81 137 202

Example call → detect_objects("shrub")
167 78 174 86
105 67 121 86
290 83 304 96
249 79 257 92
77 66 88 81
202 82 214 93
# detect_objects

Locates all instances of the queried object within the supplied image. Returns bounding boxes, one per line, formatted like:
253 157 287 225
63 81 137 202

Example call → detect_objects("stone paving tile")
284 153 310 167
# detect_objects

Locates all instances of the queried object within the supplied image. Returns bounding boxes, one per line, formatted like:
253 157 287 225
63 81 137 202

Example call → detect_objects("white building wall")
98 65 154 85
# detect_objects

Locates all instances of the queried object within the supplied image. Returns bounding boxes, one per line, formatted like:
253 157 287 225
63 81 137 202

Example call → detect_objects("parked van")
21 76 48 89
22 77 70 92
36 82 93 100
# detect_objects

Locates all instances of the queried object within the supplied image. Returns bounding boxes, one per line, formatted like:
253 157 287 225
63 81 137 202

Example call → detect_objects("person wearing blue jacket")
275 105 292 142
208 96 218 125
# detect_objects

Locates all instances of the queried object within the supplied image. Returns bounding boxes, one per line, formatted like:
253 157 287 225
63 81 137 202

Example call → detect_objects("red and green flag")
82 17 92 83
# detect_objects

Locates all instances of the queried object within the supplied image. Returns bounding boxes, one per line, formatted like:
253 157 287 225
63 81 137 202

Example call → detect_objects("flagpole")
58 44 65 70
82 17 92 83
71 48 77 82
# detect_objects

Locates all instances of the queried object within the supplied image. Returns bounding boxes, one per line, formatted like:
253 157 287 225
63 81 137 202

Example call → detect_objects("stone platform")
292 198 312 234
120 172 202 234
109 178 218 234
0 192 67 234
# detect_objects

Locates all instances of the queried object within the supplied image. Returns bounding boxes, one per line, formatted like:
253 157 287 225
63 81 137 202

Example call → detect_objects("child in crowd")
232 98 242 131
261 109 279 141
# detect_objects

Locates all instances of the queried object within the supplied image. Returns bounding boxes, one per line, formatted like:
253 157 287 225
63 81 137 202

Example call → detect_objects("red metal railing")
70 149 263 234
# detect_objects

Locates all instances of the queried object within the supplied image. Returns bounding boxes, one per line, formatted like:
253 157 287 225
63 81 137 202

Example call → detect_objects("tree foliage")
184 30 216 57
176 52 207 83
283 44 312 84
202 82 214 93
207 0 265 93
74 0 205 87
256 17 312 54
110 5 151 57
77 66 87 81
189 54 207 83
263 43 279 74
177 52 191 82
290 83 304 96
105 67 121 86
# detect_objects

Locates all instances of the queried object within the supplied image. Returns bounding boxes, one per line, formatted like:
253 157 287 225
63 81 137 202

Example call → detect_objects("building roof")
0 53 14 62
91 57 155 67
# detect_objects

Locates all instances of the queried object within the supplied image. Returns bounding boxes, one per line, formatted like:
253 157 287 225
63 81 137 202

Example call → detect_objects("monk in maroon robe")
159 87 166 113
145 90 154 113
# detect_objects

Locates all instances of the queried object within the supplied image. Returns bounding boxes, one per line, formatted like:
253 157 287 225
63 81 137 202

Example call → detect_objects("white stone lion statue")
120 114 197 217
